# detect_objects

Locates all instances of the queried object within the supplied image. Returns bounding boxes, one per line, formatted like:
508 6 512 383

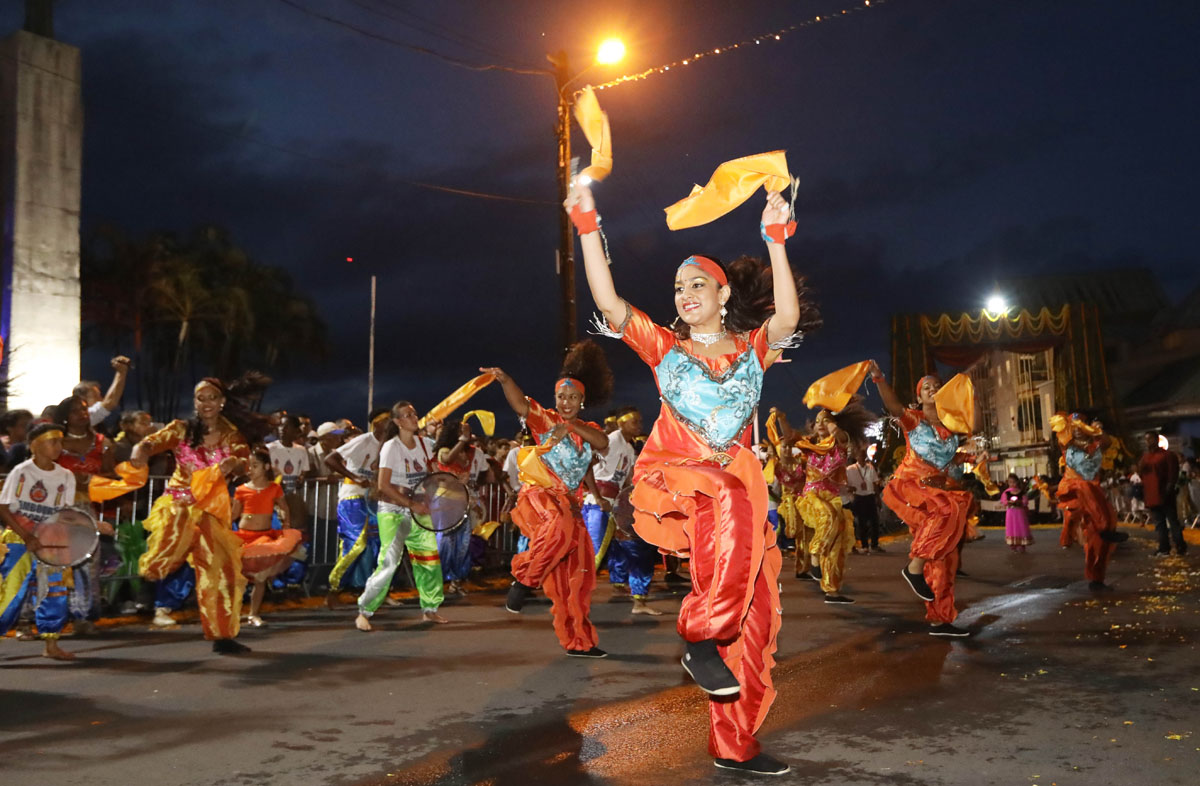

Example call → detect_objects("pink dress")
1003 486 1034 547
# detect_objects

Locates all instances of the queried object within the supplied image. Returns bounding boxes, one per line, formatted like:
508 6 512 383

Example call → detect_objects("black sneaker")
1100 530 1129 543
1088 581 1108 591
505 581 533 614
212 638 251 655
566 647 608 658
714 752 790 775
901 567 935 602
824 594 855 604
795 570 814 581
665 572 689 585
808 566 823 581
681 639 740 696
928 623 969 637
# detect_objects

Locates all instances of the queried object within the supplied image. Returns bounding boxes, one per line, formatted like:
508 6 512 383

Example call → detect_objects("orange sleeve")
899 408 921 433
140 420 186 457
616 303 676 368
227 431 250 461
524 397 558 439
748 323 772 368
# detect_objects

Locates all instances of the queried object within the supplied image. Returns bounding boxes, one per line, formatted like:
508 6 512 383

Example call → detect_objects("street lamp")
985 294 1009 316
549 40 625 352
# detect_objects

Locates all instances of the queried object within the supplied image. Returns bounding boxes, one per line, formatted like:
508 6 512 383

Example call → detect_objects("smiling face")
194 386 225 421
917 376 941 406
555 384 584 420
814 411 835 439
674 268 728 330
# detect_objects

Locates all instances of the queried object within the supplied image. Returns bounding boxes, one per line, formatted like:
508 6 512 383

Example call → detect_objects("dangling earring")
720 304 728 326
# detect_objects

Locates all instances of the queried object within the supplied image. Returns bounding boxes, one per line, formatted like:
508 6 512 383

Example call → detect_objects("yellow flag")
419 373 495 428
934 373 975 435
573 87 612 182
803 361 871 413
664 151 792 230
462 410 496 437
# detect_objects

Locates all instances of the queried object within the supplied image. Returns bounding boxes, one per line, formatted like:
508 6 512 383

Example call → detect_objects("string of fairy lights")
579 0 889 97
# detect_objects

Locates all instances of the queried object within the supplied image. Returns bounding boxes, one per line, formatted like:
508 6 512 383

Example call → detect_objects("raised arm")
565 182 626 329
568 420 609 452
99 356 131 415
868 360 906 419
761 192 801 345
479 367 529 419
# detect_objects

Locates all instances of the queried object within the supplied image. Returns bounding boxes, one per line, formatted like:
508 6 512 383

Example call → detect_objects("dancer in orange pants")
484 341 612 657
571 177 818 775
872 363 984 637
1051 413 1127 588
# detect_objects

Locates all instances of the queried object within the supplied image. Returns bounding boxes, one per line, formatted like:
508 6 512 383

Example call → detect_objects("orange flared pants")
632 449 782 762
510 485 598 652
883 466 972 625
1056 475 1117 583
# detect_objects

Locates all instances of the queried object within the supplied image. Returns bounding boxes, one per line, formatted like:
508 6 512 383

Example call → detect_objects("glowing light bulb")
986 294 1009 314
596 38 626 65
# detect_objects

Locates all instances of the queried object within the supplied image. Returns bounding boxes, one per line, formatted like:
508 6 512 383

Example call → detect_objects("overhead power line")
274 0 550 76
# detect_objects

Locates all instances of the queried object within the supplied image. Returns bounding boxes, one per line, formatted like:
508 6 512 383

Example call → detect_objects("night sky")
10 0 1198 434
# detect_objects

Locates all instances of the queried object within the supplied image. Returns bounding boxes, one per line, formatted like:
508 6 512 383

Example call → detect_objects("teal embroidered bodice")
656 344 763 452
1065 445 1102 481
537 429 593 491
908 419 960 470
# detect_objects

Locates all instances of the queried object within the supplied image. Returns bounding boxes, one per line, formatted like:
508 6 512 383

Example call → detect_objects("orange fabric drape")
803 361 870 413
573 86 612 182
419 372 495 428
88 461 149 503
664 151 791 230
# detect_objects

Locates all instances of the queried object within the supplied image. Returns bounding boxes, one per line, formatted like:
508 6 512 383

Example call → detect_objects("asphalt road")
2 525 1197 786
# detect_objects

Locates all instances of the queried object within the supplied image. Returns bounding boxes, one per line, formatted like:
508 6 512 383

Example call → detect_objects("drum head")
412 472 470 532
611 486 636 541
32 508 100 567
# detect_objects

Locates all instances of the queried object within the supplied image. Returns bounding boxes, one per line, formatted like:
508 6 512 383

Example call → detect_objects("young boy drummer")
0 421 80 660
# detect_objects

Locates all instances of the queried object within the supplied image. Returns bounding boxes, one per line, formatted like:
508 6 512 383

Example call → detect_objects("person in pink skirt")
1003 474 1034 552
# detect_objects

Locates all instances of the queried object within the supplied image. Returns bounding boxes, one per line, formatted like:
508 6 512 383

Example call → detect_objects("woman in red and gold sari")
131 374 271 655
570 180 819 776
1051 413 1127 588
871 363 983 637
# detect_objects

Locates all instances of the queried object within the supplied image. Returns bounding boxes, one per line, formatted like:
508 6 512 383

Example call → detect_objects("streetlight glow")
985 294 1009 315
596 38 626 65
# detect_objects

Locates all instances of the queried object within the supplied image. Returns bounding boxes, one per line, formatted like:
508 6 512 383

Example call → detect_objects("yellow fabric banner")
573 87 612 182
934 373 975 435
664 150 791 230
419 373 495 428
461 410 496 437
517 445 557 489
803 361 871 413
190 465 231 523
88 461 150 503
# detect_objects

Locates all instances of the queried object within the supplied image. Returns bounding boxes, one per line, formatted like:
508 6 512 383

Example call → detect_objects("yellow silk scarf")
88 461 150 503
461 410 496 437
573 87 612 182
934 373 975 435
803 361 871 413
419 373 495 428
664 150 792 230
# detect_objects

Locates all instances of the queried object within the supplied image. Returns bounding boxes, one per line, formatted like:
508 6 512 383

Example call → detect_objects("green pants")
358 509 444 615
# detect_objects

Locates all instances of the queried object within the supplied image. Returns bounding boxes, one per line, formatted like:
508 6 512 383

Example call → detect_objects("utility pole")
548 49 575 352
367 274 376 419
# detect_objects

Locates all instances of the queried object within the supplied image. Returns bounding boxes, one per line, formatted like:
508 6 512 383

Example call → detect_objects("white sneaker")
152 608 177 628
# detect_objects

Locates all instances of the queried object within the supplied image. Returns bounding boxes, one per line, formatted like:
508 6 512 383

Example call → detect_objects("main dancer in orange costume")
1051 412 1128 589
571 180 818 776
871 362 984 637
483 341 612 658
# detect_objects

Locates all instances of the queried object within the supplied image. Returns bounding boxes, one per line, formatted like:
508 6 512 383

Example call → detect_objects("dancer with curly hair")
483 340 612 658
571 178 819 775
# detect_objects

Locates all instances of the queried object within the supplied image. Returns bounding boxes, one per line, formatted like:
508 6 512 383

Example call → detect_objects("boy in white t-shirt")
0 422 79 660
353 402 447 631
324 410 390 602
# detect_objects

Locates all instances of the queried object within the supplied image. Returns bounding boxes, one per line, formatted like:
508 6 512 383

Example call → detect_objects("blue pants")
329 497 381 591
607 537 658 597
582 502 613 568
437 521 473 582
155 564 195 611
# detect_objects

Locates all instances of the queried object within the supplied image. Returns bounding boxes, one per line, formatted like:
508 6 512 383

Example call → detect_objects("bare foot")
354 614 373 632
384 595 402 607
246 615 266 628
324 592 339 610
422 610 449 624
43 641 76 660
631 600 664 616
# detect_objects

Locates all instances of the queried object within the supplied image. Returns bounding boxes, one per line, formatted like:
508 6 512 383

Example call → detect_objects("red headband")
916 375 940 398
678 255 728 287
556 377 585 398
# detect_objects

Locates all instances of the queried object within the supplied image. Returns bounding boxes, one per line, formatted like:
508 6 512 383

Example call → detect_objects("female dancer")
1051 413 1127 588
232 448 302 627
870 362 982 637
356 400 448 631
1002 474 1034 553
571 180 817 775
432 420 479 596
132 375 270 654
483 340 612 659
54 395 116 631
794 405 873 604
767 410 815 581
